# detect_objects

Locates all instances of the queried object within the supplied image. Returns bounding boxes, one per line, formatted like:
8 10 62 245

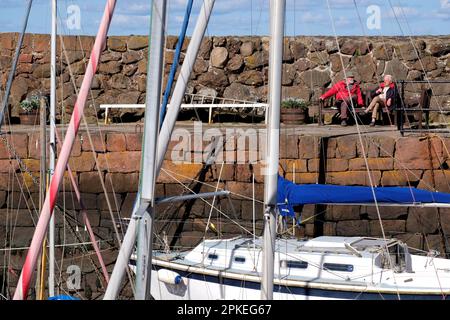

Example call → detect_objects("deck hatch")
323 263 354 272
281 260 308 269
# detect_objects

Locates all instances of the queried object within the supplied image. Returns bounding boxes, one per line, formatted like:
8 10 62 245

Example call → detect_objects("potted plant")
19 95 40 125
281 98 309 124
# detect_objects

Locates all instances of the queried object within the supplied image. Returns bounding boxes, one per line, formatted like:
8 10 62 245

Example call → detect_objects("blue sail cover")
277 175 450 217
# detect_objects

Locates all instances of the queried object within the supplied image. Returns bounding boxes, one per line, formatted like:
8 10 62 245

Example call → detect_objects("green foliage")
19 96 40 113
281 98 309 110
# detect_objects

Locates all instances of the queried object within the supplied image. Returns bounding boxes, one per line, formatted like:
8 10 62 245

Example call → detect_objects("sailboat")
127 0 450 300
6 0 450 301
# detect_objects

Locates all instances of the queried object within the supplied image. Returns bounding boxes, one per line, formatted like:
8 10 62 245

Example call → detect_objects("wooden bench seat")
397 87 432 130
317 89 372 125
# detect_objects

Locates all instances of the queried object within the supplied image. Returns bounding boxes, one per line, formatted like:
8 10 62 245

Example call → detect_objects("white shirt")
380 86 389 100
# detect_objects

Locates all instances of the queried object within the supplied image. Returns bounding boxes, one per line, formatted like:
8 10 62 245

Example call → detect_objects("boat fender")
157 269 183 285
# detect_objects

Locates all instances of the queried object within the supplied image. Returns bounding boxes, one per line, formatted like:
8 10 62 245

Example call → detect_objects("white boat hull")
130 236 450 300
150 267 342 300
149 264 450 300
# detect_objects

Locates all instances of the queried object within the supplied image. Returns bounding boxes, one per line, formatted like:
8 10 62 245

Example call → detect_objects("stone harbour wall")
1 126 450 250
1 33 449 123
2 124 450 298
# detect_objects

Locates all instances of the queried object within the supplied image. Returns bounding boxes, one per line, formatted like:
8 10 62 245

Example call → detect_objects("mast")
0 0 33 129
13 0 117 300
155 0 215 173
104 0 215 300
135 0 166 300
48 0 57 297
37 96 47 300
261 0 285 300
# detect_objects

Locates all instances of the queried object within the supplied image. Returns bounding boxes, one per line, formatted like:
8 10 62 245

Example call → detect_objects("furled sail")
277 175 450 217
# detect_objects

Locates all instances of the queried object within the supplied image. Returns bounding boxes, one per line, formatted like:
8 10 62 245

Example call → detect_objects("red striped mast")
13 0 117 300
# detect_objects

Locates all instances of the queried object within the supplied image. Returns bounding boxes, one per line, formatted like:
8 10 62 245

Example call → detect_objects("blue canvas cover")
277 175 450 217
48 295 80 300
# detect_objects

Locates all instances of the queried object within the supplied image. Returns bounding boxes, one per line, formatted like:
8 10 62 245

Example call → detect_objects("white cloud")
111 13 150 29
388 6 419 19
302 12 326 23
335 16 351 27
441 0 450 9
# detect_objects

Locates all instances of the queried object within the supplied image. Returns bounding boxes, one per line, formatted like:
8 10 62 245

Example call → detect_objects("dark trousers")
337 95 358 120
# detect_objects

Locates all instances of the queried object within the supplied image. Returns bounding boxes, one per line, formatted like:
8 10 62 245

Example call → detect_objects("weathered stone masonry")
1 33 449 123
1 126 450 254
1 124 450 298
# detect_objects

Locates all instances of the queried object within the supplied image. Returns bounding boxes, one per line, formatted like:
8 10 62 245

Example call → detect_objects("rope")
325 0 402 300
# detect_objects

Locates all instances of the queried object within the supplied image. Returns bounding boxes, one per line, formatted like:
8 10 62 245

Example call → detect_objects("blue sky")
0 0 449 36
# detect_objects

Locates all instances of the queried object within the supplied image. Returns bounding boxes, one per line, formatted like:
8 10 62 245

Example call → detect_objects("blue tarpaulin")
277 175 450 217
48 295 80 300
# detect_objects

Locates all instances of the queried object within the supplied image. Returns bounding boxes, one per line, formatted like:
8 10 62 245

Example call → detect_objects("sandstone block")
369 220 405 236
396 233 423 250
290 41 307 59
439 208 450 234
197 68 229 90
292 172 318 184
336 136 357 159
210 47 228 68
127 36 148 50
122 51 141 64
394 137 432 170
125 133 143 151
158 161 203 184
326 171 381 186
97 193 123 212
381 170 422 186
81 133 106 152
336 220 369 236
0 209 34 227
237 70 264 86
349 158 393 171
240 41 254 57
327 159 349 172
299 136 320 159
79 172 105 193
107 37 127 52
406 207 439 234
244 51 269 69
300 69 331 88
98 61 121 74
68 152 96 172
56 192 97 210
105 172 139 193
223 82 259 102
279 159 308 175
97 151 141 173
385 58 408 80
194 58 209 74
280 134 299 159
106 133 126 152
325 205 361 221
0 134 28 159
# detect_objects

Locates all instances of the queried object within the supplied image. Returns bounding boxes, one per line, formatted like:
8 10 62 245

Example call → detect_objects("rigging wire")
325 0 402 300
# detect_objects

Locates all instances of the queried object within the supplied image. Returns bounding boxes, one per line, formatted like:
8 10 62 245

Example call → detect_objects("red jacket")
320 80 364 106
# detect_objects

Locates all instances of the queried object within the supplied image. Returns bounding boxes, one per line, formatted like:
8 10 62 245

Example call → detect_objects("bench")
99 102 267 124
397 86 433 131
317 89 371 125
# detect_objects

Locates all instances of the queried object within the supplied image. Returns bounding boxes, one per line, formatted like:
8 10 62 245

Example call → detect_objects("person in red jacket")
319 72 364 126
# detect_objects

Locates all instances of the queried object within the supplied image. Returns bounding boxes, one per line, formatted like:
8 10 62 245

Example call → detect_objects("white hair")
384 74 393 82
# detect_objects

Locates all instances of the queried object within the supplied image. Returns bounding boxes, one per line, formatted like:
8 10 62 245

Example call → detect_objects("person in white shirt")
364 74 396 126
